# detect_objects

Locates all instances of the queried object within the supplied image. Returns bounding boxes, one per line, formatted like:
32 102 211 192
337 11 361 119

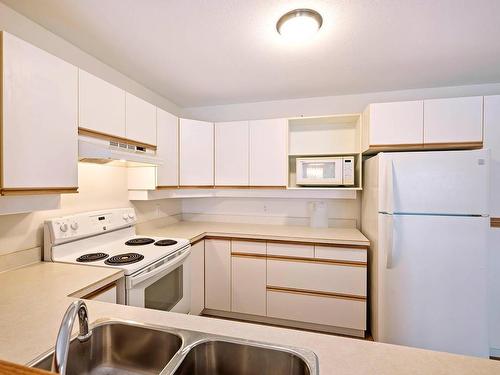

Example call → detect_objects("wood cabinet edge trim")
231 252 267 259
266 254 367 267
422 141 483 150
491 218 500 228
81 282 116 300
202 235 368 249
266 286 366 301
1 187 79 196
78 127 157 151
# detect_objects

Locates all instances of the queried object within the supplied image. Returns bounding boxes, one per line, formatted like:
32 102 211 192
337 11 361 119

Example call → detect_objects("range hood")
78 136 162 167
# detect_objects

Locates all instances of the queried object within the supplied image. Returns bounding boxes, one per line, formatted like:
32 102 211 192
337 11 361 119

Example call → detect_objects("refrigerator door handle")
386 215 395 269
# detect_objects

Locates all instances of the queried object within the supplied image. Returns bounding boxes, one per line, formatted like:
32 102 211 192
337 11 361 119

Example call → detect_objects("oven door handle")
128 247 191 288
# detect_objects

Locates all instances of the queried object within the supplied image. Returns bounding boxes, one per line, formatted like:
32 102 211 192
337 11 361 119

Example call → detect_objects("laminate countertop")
138 220 370 246
0 227 499 374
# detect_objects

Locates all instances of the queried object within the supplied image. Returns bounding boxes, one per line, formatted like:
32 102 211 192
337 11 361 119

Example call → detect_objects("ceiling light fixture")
276 9 323 41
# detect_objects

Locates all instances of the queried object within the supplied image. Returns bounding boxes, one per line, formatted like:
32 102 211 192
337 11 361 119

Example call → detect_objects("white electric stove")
44 208 191 313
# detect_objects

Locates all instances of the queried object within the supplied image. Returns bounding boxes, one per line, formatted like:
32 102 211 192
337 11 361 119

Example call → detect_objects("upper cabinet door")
249 119 287 186
156 108 179 187
2 32 78 192
125 93 157 145
365 101 424 149
78 69 126 137
179 119 214 186
215 121 249 186
424 96 483 145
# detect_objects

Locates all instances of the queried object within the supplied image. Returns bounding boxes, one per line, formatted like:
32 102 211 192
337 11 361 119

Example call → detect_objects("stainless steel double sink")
30 320 318 375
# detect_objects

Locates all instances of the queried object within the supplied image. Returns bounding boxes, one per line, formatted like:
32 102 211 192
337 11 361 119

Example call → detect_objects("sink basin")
173 340 311 375
31 318 317 375
32 322 182 374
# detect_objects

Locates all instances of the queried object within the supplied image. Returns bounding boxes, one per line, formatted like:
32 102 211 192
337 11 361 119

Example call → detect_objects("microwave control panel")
342 157 355 185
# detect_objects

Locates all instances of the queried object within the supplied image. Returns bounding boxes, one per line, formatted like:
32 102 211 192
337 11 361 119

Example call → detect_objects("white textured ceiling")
2 0 500 107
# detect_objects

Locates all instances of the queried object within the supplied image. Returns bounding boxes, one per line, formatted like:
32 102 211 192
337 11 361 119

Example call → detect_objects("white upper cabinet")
78 69 126 137
156 108 179 187
179 119 214 186
423 96 483 145
215 121 249 186
363 101 424 151
249 119 287 186
125 93 157 145
1 31 78 193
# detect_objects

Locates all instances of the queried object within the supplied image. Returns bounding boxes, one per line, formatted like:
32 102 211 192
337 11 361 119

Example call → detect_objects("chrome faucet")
51 300 92 375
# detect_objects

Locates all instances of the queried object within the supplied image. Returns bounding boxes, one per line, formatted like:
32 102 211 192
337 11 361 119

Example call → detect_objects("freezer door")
380 149 490 215
381 214 489 357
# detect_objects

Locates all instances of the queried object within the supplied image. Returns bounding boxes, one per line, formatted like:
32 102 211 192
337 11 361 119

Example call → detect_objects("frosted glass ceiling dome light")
277 9 323 41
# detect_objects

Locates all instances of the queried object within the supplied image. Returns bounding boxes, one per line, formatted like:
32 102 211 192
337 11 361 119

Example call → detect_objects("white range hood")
78 137 162 167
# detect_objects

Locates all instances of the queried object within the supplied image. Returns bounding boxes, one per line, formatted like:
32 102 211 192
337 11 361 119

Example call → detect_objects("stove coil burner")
125 238 155 246
105 253 144 265
154 239 178 246
76 253 109 262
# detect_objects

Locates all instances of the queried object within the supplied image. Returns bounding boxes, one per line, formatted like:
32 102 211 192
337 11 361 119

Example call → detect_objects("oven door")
126 246 191 314
296 157 343 185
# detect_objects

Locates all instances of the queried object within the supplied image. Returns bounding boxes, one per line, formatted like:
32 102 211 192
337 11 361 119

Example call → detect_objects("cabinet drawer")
231 240 266 255
267 242 313 258
267 290 366 330
314 245 367 263
267 259 366 296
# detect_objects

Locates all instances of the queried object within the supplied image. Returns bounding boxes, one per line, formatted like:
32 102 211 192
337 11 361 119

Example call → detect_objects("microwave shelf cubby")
287 114 363 190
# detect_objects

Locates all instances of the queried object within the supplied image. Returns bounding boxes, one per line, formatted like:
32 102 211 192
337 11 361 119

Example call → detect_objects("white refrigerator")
362 149 490 357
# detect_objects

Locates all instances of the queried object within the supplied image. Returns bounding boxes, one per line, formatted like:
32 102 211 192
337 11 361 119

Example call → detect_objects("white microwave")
296 156 355 186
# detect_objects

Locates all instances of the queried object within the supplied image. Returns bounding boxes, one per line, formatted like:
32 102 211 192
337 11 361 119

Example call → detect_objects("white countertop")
138 221 370 246
0 223 499 374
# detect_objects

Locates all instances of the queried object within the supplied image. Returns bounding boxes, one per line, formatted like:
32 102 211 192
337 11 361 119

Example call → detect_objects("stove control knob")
70 222 79 231
59 223 68 232
128 213 135 219
122 214 129 221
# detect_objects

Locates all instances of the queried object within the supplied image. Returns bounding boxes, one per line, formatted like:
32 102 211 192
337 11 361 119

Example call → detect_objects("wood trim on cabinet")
422 141 483 150
81 282 116 300
203 235 368 249
1 187 79 196
266 254 367 267
231 252 267 259
0 359 55 375
491 218 500 228
366 143 423 153
178 185 215 189
190 237 205 246
78 127 157 151
156 185 179 190
266 286 366 301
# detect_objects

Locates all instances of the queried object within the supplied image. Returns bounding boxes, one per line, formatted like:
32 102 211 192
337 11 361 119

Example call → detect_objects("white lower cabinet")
231 255 266 315
203 237 367 335
267 290 366 330
190 241 205 315
204 239 231 311
267 259 367 296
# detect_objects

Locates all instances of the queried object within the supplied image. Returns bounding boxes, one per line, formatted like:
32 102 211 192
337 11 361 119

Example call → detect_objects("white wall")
183 82 500 122
0 2 180 115
181 197 360 229
0 164 181 258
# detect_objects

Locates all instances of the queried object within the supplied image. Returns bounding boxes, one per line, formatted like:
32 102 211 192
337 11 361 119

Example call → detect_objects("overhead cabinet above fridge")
362 97 484 153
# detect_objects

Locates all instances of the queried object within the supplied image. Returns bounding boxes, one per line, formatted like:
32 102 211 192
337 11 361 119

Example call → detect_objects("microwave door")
297 158 342 185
